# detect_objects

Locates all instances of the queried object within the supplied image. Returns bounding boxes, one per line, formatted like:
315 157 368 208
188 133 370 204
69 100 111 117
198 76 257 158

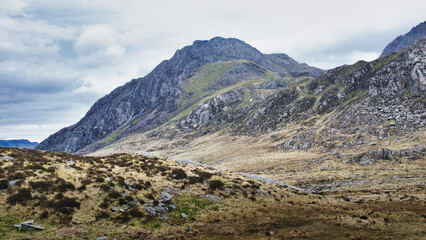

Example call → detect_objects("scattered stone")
145 206 158 216
202 194 222 202
14 220 44 231
185 226 194 232
155 203 169 214
160 216 169 221
111 207 118 212
172 159 215 170
96 236 108 240
181 213 188 218
167 203 176 211
9 179 20 188
159 192 173 204
0 155 13 161
124 180 135 188
348 145 425 166
127 201 138 209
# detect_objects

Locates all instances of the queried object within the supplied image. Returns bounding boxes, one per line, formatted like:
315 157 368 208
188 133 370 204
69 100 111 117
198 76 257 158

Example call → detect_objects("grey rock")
348 145 425 166
9 179 20 188
181 213 188 218
66 160 75 166
172 159 215 169
96 237 108 240
155 203 169 214
282 131 314 152
145 206 158 216
179 89 242 130
0 155 14 161
160 216 169 221
111 207 118 212
201 194 222 202
127 201 138 209
260 79 287 89
14 220 44 231
159 192 173 204
167 203 176 211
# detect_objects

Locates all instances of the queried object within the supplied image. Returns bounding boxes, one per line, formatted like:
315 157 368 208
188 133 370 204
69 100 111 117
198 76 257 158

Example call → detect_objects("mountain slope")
36 37 322 153
380 20 426 58
0 140 38 149
1 147 425 239
91 39 425 175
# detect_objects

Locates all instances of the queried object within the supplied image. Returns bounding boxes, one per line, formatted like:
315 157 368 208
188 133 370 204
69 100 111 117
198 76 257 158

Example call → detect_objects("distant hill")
380 20 426 58
0 139 38 149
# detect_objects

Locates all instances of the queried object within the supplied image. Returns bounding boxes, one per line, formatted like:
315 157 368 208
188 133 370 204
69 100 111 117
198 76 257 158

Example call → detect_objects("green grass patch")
168 194 215 223
170 60 278 122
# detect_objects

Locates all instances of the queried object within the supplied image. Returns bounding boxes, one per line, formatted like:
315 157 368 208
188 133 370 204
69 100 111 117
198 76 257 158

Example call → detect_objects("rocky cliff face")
37 37 322 153
229 39 425 154
380 21 425 58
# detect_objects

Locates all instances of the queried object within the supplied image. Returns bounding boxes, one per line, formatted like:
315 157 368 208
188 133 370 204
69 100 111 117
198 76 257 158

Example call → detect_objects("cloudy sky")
0 0 425 142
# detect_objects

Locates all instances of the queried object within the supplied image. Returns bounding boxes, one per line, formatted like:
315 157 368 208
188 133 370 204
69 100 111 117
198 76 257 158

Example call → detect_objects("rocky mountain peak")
380 20 426 58
36 37 322 153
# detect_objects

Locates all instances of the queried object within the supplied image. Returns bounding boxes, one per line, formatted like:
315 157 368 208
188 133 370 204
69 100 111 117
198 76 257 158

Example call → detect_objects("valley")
3 21 425 240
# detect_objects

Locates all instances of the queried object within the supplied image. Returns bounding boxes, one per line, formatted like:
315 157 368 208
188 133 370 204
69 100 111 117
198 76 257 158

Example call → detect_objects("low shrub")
188 176 204 184
170 169 187 180
0 179 8 189
108 190 121 199
7 188 32 205
208 180 224 191
30 181 53 192
95 211 110 220
129 208 143 218
55 197 81 209
40 210 49 219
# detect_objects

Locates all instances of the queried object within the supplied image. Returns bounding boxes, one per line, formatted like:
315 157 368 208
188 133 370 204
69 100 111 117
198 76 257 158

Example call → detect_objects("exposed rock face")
211 62 267 89
282 131 314 152
260 79 287 89
179 89 242 130
348 146 425 166
36 37 323 153
228 40 426 156
380 21 426 58
370 40 426 97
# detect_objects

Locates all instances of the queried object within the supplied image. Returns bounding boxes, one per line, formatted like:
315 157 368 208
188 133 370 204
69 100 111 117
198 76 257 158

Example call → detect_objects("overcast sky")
0 0 425 142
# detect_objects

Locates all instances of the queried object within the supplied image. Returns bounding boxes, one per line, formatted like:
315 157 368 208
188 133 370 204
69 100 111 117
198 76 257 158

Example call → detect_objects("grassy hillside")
1 147 425 239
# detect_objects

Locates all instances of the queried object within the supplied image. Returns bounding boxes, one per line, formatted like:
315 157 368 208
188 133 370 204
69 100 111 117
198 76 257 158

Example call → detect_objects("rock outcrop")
179 89 242 130
348 146 425 166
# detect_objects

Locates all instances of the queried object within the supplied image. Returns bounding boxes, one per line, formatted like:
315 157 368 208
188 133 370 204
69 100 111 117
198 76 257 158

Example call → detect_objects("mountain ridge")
36 37 323 153
380 20 426 58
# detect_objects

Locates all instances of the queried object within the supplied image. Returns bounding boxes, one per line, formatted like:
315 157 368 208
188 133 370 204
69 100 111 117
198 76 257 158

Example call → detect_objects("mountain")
0 139 38 149
380 20 426 58
36 37 323 153
89 40 425 172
